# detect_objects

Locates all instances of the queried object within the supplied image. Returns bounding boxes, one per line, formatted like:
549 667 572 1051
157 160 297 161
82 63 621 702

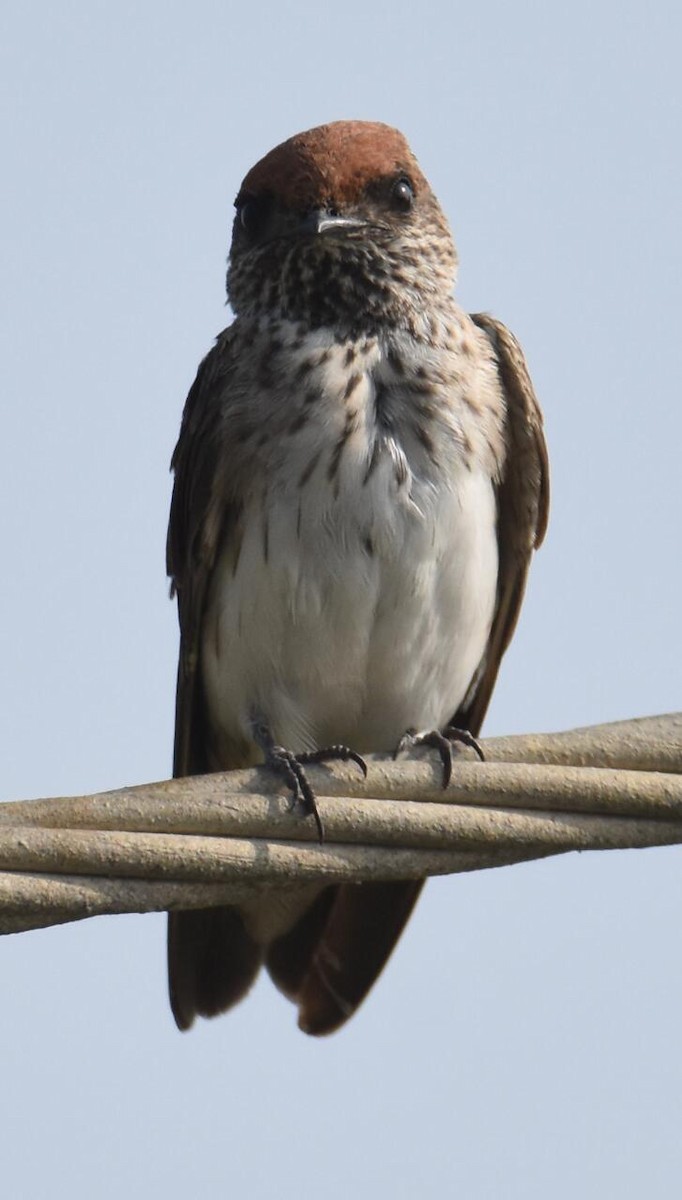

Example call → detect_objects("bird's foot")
263 744 325 841
393 725 485 788
251 717 367 843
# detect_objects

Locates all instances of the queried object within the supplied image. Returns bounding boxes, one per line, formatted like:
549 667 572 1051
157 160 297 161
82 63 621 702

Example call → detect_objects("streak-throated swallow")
167 120 549 1035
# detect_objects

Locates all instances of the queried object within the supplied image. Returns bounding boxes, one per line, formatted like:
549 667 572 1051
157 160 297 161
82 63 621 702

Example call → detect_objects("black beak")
299 210 367 237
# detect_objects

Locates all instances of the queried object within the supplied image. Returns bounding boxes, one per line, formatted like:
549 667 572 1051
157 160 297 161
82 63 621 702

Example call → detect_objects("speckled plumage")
167 121 549 1035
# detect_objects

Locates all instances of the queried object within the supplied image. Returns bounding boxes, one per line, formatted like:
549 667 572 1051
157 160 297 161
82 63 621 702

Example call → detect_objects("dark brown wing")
166 329 261 1031
285 313 549 1037
167 329 242 777
455 312 549 733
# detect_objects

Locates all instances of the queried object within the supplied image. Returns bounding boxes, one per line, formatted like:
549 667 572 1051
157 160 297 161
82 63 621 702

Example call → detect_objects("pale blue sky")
1 2 681 1197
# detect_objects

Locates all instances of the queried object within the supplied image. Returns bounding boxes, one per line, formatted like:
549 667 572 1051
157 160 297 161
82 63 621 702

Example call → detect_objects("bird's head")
226 121 457 336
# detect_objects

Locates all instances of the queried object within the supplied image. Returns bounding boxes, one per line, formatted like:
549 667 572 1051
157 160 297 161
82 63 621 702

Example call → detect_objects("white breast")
201 333 499 761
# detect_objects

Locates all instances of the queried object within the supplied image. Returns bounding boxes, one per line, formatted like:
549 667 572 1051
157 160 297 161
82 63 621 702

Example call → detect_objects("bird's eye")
390 176 415 212
235 193 272 241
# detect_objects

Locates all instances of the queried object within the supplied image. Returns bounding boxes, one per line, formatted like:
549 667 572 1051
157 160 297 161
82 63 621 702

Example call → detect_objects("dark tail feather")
292 880 424 1036
265 887 338 1000
168 907 262 1031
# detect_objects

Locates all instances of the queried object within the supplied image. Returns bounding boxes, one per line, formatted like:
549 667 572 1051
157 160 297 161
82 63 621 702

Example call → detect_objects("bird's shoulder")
470 310 549 549
166 325 240 592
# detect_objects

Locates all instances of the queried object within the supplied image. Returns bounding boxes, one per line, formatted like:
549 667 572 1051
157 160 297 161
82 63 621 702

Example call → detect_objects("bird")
166 119 549 1036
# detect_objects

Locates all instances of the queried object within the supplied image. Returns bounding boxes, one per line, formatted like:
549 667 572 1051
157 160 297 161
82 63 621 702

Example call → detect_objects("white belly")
202 454 498 761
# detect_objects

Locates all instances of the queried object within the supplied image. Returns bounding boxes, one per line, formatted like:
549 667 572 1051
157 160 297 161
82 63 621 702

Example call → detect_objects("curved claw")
418 730 454 788
443 725 485 764
393 725 485 788
297 744 368 778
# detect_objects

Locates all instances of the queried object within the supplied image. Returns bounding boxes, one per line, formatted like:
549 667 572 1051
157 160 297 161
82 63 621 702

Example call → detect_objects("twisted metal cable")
0 713 679 935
